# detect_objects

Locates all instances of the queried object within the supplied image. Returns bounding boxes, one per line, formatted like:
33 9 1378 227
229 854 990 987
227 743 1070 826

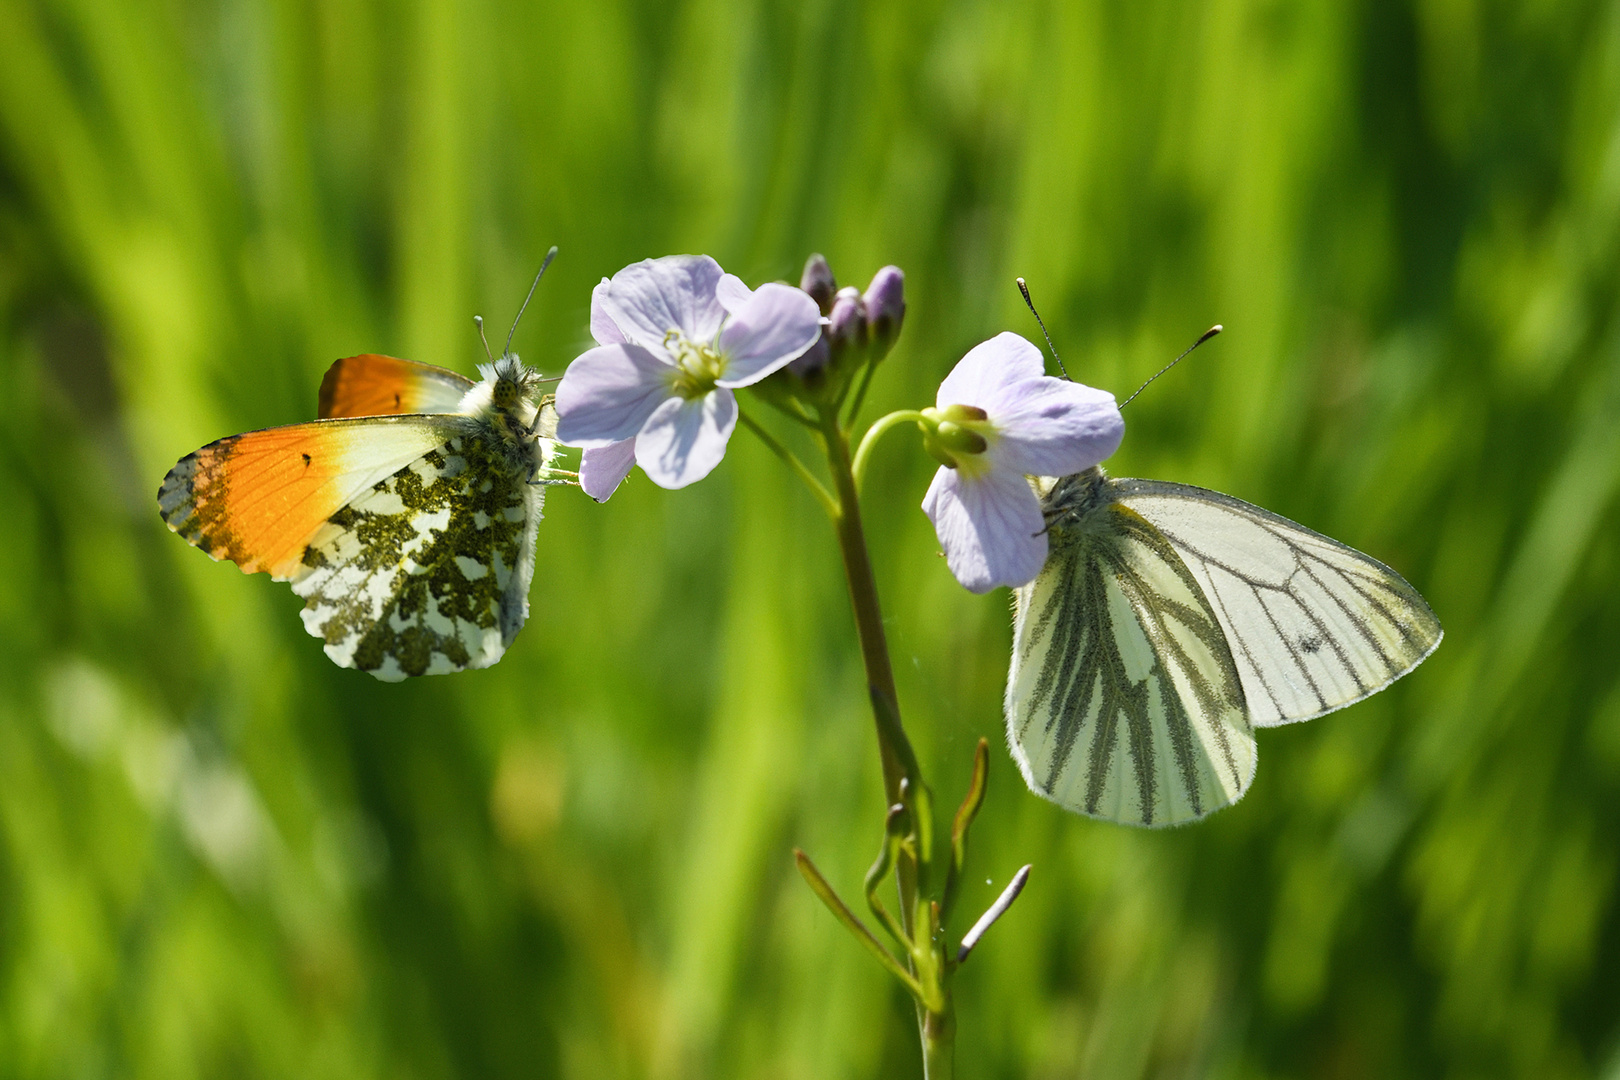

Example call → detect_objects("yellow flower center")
665 330 726 399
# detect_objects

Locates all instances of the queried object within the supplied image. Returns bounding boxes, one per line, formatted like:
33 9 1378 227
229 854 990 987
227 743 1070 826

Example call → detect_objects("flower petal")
715 283 822 387
554 344 673 447
579 439 638 501
590 277 626 346
634 389 739 488
921 467 1048 593
985 378 1124 477
935 332 1047 409
716 273 753 314
599 255 726 348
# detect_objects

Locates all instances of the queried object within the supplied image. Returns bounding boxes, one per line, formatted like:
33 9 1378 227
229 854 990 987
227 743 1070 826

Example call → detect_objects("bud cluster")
783 254 906 399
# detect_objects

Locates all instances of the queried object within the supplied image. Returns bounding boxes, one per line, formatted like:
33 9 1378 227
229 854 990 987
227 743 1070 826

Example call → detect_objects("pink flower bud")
827 287 867 352
863 266 905 359
800 253 838 315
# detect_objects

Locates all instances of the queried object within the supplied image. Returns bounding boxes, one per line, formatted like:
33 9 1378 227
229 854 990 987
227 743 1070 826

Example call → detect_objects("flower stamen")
665 329 726 399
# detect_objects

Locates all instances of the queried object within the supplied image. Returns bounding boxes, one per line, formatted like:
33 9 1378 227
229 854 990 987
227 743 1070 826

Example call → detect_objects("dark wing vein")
1007 490 1254 826
1114 479 1443 727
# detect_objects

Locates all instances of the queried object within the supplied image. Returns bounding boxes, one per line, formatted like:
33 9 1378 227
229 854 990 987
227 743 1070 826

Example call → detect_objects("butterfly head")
482 353 543 411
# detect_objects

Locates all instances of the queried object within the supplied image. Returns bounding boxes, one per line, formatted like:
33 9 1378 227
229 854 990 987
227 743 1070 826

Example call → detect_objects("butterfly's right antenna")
473 316 496 362
505 246 559 359
1017 278 1070 380
1120 325 1222 408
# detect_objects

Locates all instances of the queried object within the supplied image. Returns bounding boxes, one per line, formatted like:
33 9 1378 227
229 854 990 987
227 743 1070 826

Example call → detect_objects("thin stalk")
851 409 927 493
841 358 878 422
813 401 958 1076
759 390 822 430
795 850 923 997
818 409 922 804
817 407 926 940
922 1005 956 1080
737 411 839 518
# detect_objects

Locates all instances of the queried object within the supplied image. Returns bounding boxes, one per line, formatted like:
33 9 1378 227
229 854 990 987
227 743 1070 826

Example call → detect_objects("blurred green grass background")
3 0 1620 1076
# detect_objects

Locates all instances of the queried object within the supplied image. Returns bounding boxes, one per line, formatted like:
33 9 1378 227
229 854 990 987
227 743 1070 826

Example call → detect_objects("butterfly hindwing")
1115 480 1443 727
318 354 477 419
1008 476 1256 826
294 429 547 680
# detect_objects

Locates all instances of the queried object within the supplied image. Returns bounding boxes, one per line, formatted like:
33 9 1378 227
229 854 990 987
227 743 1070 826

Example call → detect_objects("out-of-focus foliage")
2 0 1618 1076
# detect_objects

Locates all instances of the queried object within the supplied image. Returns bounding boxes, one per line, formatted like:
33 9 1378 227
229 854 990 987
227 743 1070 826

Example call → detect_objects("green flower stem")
816 405 955 1077
851 409 928 493
841 357 879 422
737 410 840 518
758 391 822 430
818 409 924 823
922 1005 956 1080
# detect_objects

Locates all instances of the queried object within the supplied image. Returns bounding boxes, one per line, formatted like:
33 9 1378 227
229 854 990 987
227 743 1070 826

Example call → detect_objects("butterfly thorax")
463 354 556 478
1038 466 1114 534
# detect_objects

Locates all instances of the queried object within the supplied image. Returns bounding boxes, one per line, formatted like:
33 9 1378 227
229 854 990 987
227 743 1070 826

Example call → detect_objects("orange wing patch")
318 354 476 419
158 418 452 580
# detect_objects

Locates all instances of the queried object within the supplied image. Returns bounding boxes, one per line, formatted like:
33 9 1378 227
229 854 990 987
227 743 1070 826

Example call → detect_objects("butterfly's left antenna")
505 246 559 358
1120 324 1222 408
473 316 496 362
1017 277 1070 380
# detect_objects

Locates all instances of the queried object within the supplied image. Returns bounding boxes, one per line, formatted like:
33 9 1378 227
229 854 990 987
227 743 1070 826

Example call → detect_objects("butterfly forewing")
1115 480 1443 727
1008 481 1256 826
158 417 456 580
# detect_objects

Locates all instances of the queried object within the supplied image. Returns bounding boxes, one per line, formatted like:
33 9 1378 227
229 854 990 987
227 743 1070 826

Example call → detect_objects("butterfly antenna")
1120 325 1222 408
505 245 559 358
473 316 496 362
1017 278 1070 380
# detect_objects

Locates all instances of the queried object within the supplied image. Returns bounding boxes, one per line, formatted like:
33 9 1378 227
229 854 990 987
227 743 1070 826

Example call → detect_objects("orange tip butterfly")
158 254 564 680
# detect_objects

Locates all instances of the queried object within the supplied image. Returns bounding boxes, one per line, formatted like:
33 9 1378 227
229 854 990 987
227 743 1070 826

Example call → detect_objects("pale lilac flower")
558 255 822 498
922 332 1124 593
576 278 639 501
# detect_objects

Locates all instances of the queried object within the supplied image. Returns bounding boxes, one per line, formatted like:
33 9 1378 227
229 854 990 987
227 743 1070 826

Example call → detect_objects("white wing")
1116 480 1442 727
1006 497 1257 827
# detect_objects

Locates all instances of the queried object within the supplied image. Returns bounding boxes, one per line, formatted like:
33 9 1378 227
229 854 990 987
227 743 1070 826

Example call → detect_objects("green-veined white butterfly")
998 301 1442 827
1006 466 1441 826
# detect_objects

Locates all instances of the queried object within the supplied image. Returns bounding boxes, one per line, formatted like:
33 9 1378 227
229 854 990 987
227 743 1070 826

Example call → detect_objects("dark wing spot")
1299 634 1324 653
302 453 312 466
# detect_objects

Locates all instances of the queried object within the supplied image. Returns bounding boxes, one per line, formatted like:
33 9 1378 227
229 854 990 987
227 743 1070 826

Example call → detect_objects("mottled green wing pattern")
293 431 549 681
1006 495 1256 826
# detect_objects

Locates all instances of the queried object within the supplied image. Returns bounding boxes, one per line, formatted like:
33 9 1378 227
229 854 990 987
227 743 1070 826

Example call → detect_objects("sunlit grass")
2 0 1619 1076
